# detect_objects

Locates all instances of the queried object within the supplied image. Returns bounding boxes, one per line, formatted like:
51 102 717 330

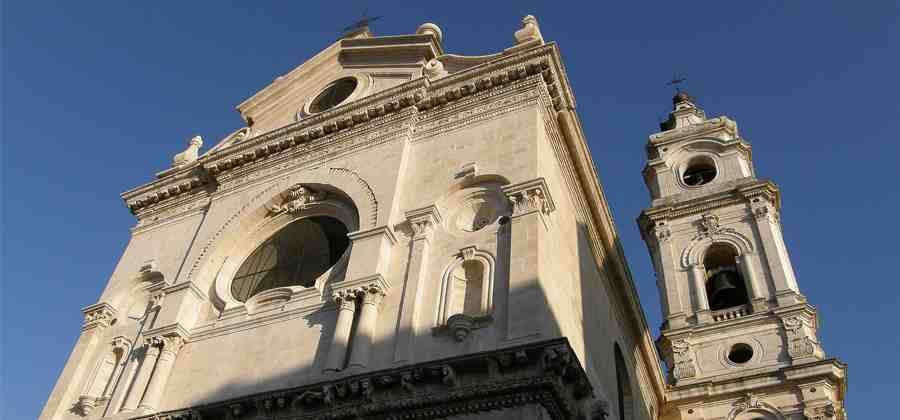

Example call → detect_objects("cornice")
132 338 592 420
638 179 780 234
120 44 571 223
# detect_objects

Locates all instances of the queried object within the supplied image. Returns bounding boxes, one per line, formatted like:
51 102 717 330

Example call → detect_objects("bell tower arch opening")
703 243 749 311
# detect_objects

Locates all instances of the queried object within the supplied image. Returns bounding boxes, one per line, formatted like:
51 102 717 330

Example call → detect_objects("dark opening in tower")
704 244 749 311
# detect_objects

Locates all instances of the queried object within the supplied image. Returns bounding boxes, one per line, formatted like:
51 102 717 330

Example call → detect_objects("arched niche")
436 247 495 327
209 184 359 313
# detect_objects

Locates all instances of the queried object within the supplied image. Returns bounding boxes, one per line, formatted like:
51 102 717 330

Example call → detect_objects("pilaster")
394 205 442 363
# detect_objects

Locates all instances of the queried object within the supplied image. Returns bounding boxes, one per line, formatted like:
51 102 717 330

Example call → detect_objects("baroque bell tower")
639 93 847 420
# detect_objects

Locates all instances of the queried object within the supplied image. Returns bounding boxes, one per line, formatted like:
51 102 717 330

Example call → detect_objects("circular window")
231 216 349 302
681 158 717 186
308 77 358 113
727 343 754 364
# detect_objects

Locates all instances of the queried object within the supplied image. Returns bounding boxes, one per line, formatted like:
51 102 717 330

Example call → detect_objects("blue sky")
2 1 898 418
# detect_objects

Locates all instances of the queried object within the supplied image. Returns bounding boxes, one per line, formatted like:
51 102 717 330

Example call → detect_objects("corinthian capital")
502 178 555 218
81 303 117 332
404 205 443 241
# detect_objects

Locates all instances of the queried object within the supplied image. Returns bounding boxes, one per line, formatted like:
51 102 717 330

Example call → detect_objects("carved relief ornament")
670 339 697 380
783 316 817 359
266 184 327 216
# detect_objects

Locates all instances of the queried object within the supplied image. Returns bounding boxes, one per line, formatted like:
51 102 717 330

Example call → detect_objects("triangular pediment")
232 31 443 138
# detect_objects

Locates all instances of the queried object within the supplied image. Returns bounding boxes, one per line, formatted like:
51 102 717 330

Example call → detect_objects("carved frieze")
132 338 592 420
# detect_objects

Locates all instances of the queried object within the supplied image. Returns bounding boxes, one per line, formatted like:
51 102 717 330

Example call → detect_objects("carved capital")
82 303 117 332
111 336 133 356
331 289 360 311
651 223 672 243
502 178 555 219
404 205 443 241
145 333 185 356
358 283 387 306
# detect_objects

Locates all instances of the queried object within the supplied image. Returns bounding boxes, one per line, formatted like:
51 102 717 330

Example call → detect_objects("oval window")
231 216 350 302
308 77 358 113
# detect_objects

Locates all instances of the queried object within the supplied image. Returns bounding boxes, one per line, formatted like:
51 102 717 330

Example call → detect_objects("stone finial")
416 22 443 44
514 15 544 45
172 135 203 167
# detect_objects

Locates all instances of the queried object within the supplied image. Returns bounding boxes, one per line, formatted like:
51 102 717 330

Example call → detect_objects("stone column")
502 180 555 340
348 284 386 370
323 289 358 373
120 336 163 412
40 304 116 420
137 334 184 412
394 206 441 363
689 264 711 322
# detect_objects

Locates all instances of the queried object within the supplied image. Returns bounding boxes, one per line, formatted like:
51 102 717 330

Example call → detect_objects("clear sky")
2 1 898 418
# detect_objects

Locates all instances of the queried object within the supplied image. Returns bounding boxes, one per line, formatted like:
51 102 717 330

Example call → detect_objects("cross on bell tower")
638 93 847 420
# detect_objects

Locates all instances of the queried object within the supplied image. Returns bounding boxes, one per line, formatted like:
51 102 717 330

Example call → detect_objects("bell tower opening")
703 244 749 311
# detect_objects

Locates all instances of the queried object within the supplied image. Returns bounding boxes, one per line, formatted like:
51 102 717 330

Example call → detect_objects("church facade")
40 16 846 420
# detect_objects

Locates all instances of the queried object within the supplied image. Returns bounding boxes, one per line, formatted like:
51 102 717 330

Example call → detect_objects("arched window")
704 244 749 311
614 344 633 420
231 216 349 302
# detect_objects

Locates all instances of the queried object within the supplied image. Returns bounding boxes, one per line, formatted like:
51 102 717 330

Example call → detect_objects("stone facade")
40 16 846 420
40 17 663 420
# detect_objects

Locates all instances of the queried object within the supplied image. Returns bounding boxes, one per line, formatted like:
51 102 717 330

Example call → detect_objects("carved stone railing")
133 338 593 420
712 305 751 323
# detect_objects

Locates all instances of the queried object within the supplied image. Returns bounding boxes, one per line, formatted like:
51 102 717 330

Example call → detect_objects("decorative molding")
132 338 592 420
328 167 378 227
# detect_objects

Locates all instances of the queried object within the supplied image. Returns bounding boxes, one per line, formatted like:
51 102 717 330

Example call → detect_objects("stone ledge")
133 338 593 420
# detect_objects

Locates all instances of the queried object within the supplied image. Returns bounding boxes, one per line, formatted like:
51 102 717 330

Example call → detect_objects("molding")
132 338 592 420
347 225 398 246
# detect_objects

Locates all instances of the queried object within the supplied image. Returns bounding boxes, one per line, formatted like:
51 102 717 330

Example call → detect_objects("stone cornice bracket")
404 205 443 242
502 178 555 227
81 302 117 332
265 184 328 216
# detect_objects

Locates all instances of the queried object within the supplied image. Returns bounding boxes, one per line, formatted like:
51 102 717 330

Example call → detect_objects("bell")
707 269 745 310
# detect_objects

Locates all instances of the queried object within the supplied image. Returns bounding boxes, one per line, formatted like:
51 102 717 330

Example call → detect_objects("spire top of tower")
660 90 706 131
